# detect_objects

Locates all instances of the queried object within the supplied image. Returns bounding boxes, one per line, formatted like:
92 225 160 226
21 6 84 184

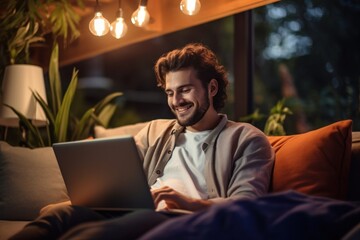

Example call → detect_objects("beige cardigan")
135 114 275 203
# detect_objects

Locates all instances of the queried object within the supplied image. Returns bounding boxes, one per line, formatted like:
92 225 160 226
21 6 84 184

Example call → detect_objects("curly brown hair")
154 43 229 112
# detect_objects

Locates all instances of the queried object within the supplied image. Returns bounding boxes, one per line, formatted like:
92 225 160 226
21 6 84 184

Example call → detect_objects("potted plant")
7 43 122 148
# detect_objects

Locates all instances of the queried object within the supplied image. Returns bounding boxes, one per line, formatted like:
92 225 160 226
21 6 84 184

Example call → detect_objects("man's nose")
172 92 183 106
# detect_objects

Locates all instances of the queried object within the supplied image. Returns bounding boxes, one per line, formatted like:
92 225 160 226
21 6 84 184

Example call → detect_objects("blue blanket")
141 191 360 240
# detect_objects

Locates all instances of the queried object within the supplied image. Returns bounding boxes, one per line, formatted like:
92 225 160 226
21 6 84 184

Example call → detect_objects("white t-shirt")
151 129 211 209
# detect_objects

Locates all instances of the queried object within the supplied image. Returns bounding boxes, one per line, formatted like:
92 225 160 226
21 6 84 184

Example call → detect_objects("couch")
0 120 359 239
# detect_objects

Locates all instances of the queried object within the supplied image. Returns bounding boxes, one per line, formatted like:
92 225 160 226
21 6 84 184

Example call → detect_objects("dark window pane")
254 1 360 133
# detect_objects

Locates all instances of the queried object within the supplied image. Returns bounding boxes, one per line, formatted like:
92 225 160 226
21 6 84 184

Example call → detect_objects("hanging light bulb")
89 0 110 36
180 0 201 16
131 0 150 27
110 1 128 39
89 12 110 36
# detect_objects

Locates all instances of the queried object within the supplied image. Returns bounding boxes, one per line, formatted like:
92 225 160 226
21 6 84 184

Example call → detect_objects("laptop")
52 136 155 212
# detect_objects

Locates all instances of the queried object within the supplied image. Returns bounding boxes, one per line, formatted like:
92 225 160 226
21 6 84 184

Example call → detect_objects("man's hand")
40 200 72 215
151 186 212 212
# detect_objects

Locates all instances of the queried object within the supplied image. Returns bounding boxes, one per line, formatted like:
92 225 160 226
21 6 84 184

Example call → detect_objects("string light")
89 0 202 36
180 0 201 16
131 0 150 27
110 0 128 39
89 0 110 36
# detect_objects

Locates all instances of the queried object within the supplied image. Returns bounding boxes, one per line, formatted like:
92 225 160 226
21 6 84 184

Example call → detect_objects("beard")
173 95 210 127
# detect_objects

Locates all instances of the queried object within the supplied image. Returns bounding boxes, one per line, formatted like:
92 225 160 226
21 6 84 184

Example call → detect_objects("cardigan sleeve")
206 122 275 201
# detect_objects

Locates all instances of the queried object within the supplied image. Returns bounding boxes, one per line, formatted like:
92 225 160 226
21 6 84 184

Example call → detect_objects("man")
10 43 274 239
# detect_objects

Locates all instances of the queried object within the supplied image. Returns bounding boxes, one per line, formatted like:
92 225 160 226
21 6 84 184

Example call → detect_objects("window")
253 1 360 133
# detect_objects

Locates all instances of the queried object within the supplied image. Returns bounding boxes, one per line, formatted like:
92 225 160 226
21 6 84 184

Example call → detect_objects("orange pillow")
268 120 352 200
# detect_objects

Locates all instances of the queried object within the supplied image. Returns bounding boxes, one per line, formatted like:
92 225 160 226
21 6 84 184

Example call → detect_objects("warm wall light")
0 65 47 127
89 0 110 36
110 0 128 39
131 0 150 27
180 0 201 16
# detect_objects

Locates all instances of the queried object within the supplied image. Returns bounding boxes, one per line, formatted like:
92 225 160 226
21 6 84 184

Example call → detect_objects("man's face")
165 68 210 127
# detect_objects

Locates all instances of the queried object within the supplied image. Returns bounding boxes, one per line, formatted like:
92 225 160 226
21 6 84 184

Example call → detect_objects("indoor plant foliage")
263 99 292 136
241 99 293 136
0 0 83 73
7 44 122 148
0 0 123 147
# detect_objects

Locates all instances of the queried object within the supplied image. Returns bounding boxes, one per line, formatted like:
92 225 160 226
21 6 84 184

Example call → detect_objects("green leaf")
33 91 55 126
49 43 62 114
96 104 118 127
90 114 111 129
49 0 81 44
54 68 78 142
7 21 44 64
80 93 122 138
264 98 293 136
3 104 45 147
71 108 95 140
93 92 123 114
89 92 122 129
33 91 56 144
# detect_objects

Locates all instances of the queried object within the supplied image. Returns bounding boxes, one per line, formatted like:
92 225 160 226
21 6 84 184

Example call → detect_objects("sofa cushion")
348 131 360 201
96 120 354 200
0 220 28 240
268 120 352 200
0 141 69 220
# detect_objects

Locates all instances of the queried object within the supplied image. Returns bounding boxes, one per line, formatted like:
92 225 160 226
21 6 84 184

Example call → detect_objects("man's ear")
208 79 218 97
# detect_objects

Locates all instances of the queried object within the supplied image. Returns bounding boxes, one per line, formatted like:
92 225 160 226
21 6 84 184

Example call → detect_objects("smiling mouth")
175 104 192 113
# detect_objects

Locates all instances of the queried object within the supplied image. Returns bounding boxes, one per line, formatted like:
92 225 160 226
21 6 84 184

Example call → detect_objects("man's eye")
182 88 191 93
166 92 173 97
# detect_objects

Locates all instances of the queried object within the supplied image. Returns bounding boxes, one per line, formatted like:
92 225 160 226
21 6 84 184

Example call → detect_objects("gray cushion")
0 141 69 220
